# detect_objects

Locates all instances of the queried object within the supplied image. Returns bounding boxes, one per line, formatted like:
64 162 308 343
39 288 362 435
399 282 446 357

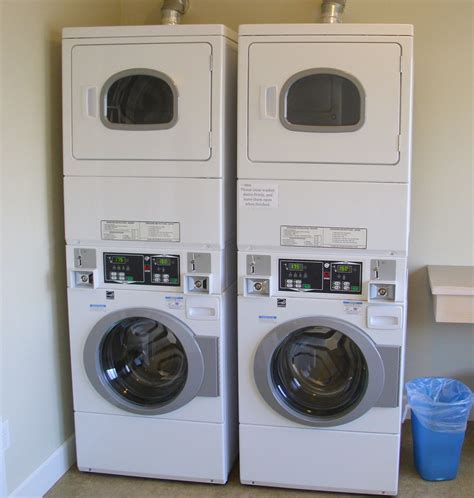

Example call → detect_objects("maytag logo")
106 291 115 300
277 298 287 308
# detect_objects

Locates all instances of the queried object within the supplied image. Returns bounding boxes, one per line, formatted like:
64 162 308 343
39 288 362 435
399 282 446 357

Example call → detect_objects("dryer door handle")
260 85 278 119
82 86 98 118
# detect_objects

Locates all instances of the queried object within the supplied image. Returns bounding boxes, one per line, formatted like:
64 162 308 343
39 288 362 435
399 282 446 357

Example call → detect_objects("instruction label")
239 183 278 208
165 296 184 310
101 221 180 243
89 304 106 312
343 301 364 315
281 226 367 249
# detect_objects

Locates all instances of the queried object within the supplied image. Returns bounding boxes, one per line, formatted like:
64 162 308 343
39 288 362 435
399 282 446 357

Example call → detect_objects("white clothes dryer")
67 246 237 483
63 24 237 179
237 251 407 495
237 24 413 183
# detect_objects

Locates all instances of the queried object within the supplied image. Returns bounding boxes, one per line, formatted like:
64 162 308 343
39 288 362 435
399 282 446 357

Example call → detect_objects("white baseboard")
9 436 76 498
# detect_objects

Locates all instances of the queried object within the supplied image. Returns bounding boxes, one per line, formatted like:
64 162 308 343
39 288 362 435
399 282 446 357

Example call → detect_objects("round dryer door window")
254 317 386 427
101 69 178 130
84 308 206 415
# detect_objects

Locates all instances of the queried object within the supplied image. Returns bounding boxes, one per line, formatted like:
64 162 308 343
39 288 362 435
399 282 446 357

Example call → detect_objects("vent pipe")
161 0 189 25
320 0 347 24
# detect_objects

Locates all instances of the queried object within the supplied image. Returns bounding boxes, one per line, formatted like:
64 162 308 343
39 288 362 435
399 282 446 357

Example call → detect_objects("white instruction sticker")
101 221 180 243
281 226 367 249
239 183 278 209
165 296 184 310
89 304 106 312
343 301 364 315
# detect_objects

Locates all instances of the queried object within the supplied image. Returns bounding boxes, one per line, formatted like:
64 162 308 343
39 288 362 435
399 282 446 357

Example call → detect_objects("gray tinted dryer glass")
100 316 187 406
102 69 177 129
281 69 365 132
271 326 368 418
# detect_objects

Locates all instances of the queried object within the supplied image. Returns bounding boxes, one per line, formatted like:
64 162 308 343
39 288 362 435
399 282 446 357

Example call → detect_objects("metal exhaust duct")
320 0 347 24
161 0 189 25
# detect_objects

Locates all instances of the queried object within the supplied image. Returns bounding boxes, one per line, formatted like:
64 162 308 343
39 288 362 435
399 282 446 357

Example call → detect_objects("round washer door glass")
101 316 187 406
84 308 205 415
272 325 368 417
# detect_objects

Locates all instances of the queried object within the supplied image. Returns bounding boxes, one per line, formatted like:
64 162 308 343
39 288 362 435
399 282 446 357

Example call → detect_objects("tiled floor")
46 422 473 497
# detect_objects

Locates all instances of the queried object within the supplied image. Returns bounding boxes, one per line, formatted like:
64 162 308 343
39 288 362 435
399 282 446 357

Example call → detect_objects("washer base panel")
239 424 400 495
75 412 235 483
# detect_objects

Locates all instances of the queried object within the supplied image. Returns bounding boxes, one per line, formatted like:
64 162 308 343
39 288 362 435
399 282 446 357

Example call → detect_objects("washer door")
254 317 386 427
84 308 207 415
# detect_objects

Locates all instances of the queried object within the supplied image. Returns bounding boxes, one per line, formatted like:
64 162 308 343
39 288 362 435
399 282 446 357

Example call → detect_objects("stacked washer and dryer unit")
237 20 413 496
62 22 238 483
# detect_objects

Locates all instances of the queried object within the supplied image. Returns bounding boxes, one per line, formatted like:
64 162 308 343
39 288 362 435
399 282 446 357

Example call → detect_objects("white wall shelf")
428 265 474 324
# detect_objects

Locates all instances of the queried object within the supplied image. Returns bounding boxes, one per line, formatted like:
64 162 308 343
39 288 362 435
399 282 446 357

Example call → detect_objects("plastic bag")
406 377 473 433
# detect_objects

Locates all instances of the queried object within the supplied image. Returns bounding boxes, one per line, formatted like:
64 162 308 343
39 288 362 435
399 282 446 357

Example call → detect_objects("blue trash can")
406 378 473 481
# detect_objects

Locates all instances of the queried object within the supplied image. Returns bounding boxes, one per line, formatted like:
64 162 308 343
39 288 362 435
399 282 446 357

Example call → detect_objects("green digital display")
157 258 171 266
336 264 352 273
111 256 127 264
289 263 304 271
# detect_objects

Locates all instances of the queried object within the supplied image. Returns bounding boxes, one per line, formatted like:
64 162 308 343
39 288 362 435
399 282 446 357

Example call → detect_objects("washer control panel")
104 253 180 286
279 259 362 294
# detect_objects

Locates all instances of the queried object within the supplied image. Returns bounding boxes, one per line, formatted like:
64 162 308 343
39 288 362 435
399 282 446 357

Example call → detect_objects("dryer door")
71 42 212 163
247 42 403 180
83 307 218 415
254 316 400 427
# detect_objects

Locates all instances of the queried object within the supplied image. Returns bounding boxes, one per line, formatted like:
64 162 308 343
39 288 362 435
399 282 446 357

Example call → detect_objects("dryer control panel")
104 253 180 286
279 259 362 294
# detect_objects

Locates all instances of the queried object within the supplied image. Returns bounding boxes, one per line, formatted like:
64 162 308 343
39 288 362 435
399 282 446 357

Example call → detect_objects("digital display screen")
111 256 127 264
336 264 352 273
157 258 171 266
288 263 304 271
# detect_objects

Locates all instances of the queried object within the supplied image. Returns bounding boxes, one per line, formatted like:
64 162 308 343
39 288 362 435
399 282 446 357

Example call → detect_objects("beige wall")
0 0 472 494
0 1 120 493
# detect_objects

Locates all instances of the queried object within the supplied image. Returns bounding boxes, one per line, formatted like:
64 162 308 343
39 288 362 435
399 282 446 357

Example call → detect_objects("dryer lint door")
71 42 212 165
247 42 403 180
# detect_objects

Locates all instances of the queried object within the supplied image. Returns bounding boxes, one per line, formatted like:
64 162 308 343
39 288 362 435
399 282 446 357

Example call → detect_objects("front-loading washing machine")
237 24 413 183
66 245 237 483
237 250 407 495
